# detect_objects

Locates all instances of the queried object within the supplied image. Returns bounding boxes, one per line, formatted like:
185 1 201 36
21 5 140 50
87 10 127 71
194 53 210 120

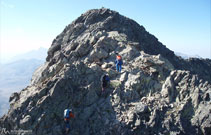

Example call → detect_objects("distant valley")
0 48 47 116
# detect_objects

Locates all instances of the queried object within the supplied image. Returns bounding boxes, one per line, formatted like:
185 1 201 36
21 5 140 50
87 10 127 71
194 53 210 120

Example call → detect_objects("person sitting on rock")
101 74 110 94
64 109 75 134
115 53 123 72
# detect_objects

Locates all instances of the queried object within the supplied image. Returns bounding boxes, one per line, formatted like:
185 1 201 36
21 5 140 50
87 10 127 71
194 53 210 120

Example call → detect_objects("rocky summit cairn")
1 8 211 135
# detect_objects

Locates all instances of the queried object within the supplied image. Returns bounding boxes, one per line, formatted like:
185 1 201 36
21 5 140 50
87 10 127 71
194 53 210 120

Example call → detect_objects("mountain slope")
0 8 211 135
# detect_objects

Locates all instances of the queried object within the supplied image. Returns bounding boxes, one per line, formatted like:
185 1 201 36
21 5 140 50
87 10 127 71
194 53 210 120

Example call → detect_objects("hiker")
115 53 123 72
101 74 110 93
64 109 75 134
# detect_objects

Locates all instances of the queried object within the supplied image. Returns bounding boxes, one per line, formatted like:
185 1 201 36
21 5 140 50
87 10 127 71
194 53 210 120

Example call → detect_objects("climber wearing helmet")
115 53 123 72
64 109 75 134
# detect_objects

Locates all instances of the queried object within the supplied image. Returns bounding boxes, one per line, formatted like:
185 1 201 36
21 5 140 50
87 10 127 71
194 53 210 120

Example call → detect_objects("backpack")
117 55 122 60
105 75 110 82
101 75 110 83
64 109 71 118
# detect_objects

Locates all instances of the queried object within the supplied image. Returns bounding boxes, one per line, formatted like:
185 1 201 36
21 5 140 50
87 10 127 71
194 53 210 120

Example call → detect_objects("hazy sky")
0 0 210 60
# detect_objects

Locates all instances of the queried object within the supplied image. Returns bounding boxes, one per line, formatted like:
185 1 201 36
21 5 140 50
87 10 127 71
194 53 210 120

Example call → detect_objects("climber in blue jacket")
115 53 123 72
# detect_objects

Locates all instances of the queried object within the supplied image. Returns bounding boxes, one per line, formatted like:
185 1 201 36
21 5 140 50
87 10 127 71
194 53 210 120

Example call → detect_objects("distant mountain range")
175 52 202 59
0 48 47 116
1 47 48 64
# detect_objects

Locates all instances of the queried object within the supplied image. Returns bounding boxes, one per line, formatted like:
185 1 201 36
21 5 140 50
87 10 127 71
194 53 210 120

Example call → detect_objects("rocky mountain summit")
1 8 211 135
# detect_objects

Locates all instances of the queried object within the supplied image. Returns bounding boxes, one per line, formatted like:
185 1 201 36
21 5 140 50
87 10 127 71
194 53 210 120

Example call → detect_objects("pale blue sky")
0 0 210 60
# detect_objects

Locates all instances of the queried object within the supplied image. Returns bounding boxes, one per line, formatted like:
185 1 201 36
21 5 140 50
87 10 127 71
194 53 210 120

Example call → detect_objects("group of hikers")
64 53 123 134
101 52 123 93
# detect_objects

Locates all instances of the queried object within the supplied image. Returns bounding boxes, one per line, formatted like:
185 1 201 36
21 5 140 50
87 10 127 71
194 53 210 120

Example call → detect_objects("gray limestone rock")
1 8 211 135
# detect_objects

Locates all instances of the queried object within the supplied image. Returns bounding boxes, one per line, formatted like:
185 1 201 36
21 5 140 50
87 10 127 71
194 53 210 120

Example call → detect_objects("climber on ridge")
101 74 110 95
115 53 123 72
64 108 75 134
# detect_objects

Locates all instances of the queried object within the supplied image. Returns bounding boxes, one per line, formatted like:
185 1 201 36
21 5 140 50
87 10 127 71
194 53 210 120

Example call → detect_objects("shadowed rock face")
1 8 211 135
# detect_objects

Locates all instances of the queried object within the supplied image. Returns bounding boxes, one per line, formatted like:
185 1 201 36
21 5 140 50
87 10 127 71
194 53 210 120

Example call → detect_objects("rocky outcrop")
1 8 211 135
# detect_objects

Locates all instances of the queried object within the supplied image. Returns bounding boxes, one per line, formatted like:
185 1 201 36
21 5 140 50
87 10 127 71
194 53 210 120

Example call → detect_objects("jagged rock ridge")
1 8 211 135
